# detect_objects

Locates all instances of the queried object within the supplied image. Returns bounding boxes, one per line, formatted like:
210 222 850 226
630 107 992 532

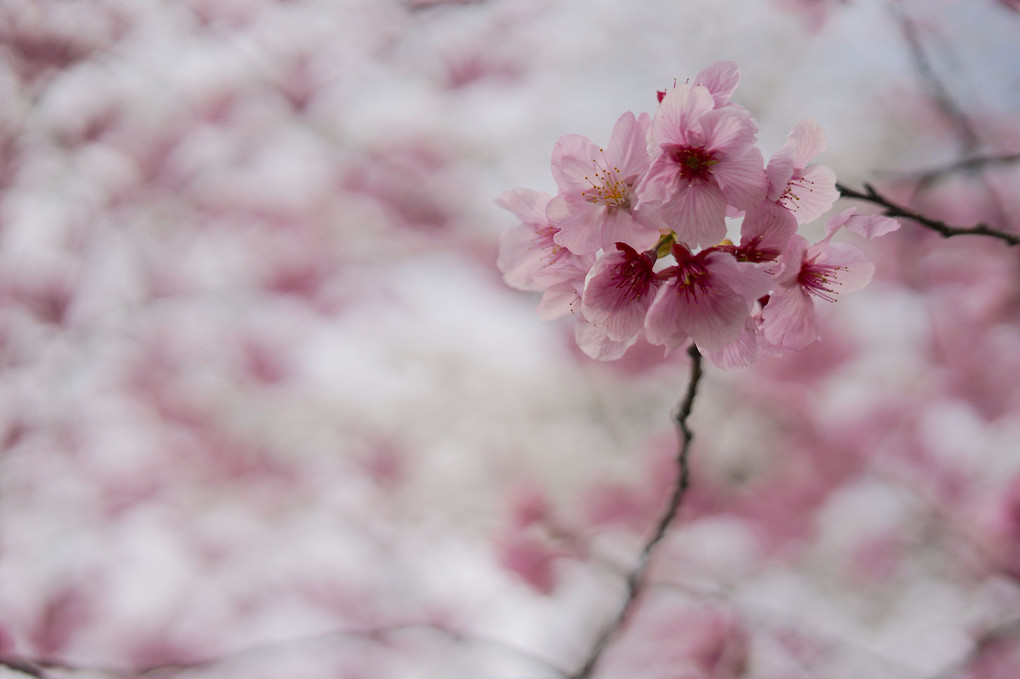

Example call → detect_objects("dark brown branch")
836 182 1020 246
570 344 704 679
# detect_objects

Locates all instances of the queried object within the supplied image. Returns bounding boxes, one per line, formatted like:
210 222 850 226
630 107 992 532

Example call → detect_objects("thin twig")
889 3 1014 226
891 3 980 154
1 622 571 679
928 616 1020 679
570 344 704 679
836 182 1019 246
904 153 1020 187
0 657 49 678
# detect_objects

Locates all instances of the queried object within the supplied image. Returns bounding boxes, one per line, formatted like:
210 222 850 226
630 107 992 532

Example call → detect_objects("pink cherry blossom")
761 231 875 351
581 243 663 343
645 244 772 353
725 199 799 263
546 112 661 255
765 119 839 224
535 252 596 320
638 84 767 248
496 188 595 319
496 188 571 291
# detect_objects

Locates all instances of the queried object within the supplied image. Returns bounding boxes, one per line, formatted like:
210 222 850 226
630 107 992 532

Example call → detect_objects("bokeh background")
1 0 1019 677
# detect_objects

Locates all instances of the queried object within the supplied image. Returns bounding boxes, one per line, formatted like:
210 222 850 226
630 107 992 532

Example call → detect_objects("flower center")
610 246 656 301
536 224 569 268
664 245 711 299
798 264 844 303
671 146 716 182
779 173 815 211
581 155 632 208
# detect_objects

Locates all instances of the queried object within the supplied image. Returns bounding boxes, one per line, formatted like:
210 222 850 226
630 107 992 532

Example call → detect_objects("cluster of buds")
498 61 900 368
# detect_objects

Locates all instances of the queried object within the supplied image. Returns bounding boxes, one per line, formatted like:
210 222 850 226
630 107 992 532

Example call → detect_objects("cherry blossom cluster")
498 61 901 368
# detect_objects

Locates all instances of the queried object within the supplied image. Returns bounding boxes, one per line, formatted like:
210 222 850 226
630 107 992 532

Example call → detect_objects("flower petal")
782 163 838 224
788 119 827 168
761 286 817 351
575 317 637 360
667 181 728 248
693 60 741 108
712 146 767 210
548 194 605 255
550 134 603 195
652 84 715 148
581 247 660 341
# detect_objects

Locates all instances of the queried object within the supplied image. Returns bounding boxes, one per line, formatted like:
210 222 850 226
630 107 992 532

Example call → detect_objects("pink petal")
644 281 691 353
496 187 550 224
787 119 827 168
548 194 606 255
825 207 857 236
575 316 637 360
634 153 680 205
706 316 759 369
713 146 768 210
496 188 559 290
600 207 660 252
773 234 810 287
652 84 715 148
761 286 818 350
537 279 582 320
498 223 551 291
581 247 660 341
765 147 795 202
842 212 902 239
824 206 901 241
681 282 757 353
606 111 653 178
699 107 759 156
693 60 741 108
550 134 603 195
782 163 838 224
704 251 773 302
808 241 875 294
667 181 728 248
738 201 798 261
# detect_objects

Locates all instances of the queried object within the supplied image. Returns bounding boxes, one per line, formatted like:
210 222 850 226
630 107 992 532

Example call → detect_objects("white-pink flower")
546 112 661 255
761 230 875 351
496 188 570 291
638 84 767 248
535 253 596 321
726 200 799 264
644 244 771 354
496 188 595 319
581 243 663 343
765 119 838 224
